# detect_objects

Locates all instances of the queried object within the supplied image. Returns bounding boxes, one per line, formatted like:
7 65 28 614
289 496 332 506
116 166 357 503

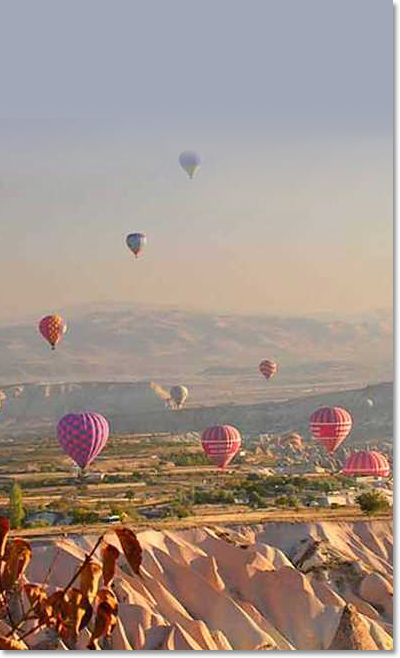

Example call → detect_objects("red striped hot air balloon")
57 412 109 470
39 315 67 350
343 451 390 477
309 406 352 453
201 425 241 469
259 359 278 381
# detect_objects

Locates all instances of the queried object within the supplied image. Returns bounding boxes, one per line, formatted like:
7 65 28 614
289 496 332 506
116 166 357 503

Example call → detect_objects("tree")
356 491 390 516
9 482 25 529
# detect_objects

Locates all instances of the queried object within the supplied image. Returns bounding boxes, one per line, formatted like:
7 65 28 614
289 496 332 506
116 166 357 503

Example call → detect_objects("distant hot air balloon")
126 233 147 258
0 392 4 415
201 425 242 468
57 412 109 470
309 406 352 453
179 151 201 179
343 450 390 477
259 360 278 381
170 385 188 409
39 315 67 350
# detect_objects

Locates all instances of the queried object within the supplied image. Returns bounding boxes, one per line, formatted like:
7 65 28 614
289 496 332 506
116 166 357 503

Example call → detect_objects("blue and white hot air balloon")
179 151 201 179
126 233 147 258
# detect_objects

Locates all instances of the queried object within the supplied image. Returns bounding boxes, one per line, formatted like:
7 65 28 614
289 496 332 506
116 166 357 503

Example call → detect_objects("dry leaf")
2 539 32 591
115 528 142 575
0 517 10 560
101 543 119 587
79 559 102 602
0 634 28 649
24 583 51 625
60 588 92 641
46 590 67 632
87 588 118 648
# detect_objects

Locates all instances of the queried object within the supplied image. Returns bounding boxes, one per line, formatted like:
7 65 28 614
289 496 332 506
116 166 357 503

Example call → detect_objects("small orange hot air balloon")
39 315 67 350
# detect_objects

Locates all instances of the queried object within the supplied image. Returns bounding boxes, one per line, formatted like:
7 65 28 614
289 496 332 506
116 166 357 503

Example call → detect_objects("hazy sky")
0 0 393 320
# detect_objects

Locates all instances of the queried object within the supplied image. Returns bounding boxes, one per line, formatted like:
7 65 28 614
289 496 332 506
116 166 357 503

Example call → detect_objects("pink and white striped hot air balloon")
309 406 352 453
259 359 278 381
57 412 109 470
343 450 390 477
201 425 242 469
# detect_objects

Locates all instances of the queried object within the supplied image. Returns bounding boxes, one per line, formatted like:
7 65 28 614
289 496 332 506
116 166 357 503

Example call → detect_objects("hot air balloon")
57 412 109 470
309 406 352 453
126 233 147 258
343 450 390 477
39 315 67 350
169 385 188 409
179 151 201 179
201 425 241 468
259 359 278 381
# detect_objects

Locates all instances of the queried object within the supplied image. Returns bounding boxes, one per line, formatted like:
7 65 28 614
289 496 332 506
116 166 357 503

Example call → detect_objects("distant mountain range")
0 304 393 383
0 380 392 442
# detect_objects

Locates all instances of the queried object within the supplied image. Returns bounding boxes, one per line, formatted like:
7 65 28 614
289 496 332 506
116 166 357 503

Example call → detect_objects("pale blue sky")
0 0 393 319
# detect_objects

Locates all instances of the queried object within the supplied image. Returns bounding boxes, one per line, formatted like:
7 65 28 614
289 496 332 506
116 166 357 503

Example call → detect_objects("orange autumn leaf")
0 518 10 560
79 559 102 602
87 588 118 649
0 635 28 649
101 543 119 587
24 583 51 625
62 588 92 641
46 590 67 632
2 539 32 591
115 528 142 575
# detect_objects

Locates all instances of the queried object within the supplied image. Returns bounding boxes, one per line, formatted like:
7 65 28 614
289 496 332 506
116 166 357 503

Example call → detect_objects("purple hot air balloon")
57 412 109 470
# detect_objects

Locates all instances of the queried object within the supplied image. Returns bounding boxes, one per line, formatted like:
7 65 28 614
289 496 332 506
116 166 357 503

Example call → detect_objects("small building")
319 494 350 507
98 515 120 524
82 472 106 483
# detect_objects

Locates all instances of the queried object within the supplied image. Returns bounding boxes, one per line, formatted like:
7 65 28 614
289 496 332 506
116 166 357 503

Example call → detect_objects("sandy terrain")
4 518 393 650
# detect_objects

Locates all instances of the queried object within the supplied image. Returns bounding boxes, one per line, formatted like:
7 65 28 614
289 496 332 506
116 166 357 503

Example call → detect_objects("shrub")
356 491 390 516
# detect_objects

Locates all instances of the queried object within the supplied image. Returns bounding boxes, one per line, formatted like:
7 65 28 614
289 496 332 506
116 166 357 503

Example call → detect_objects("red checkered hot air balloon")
39 315 67 350
201 425 242 469
343 450 390 477
309 406 352 453
259 359 278 381
57 412 109 470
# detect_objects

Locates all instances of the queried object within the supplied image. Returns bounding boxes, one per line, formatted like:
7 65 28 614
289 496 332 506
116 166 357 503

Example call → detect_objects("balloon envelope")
57 412 109 469
343 450 390 477
259 360 278 381
126 233 147 257
170 385 188 408
201 425 241 468
39 315 67 350
309 406 352 453
179 151 201 179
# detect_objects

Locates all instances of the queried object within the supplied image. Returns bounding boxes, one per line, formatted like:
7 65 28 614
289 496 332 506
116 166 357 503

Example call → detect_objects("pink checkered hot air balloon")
259 359 278 381
57 412 109 470
343 450 390 477
309 406 352 453
201 425 242 469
